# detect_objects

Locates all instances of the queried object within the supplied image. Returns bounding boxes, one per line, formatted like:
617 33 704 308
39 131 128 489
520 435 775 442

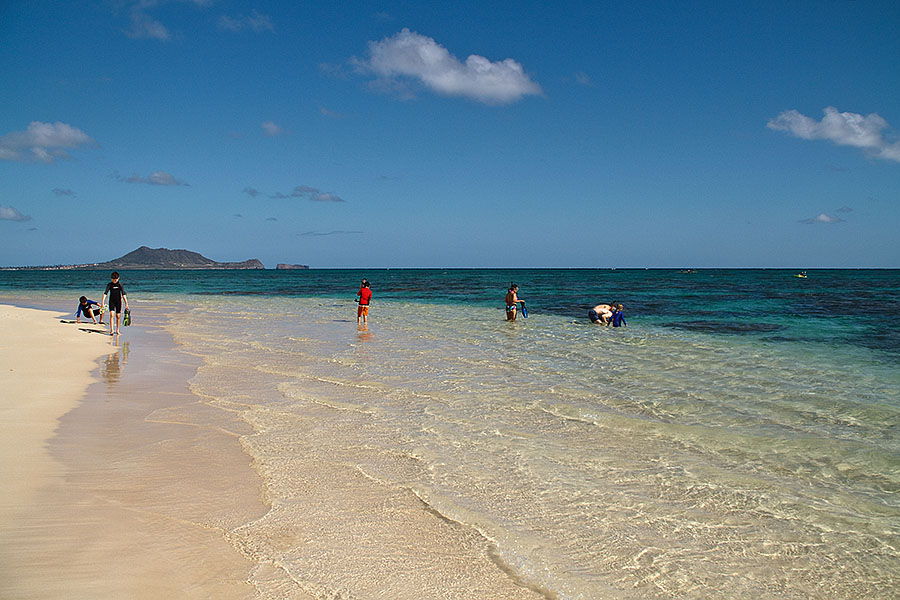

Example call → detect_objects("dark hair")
362 280 370 288
79 296 87 303
111 271 119 279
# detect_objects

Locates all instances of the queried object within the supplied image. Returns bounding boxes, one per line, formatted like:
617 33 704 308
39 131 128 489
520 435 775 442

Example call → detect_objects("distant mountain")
276 263 309 270
95 246 265 269
3 246 270 270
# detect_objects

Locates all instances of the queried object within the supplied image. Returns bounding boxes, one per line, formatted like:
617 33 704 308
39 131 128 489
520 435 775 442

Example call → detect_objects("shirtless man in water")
505 284 523 321
588 303 613 325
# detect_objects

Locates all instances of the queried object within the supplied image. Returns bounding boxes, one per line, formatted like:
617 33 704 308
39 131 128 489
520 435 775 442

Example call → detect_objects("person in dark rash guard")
101 271 129 336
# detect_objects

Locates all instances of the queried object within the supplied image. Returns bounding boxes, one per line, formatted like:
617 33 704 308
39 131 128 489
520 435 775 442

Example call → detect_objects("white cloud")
122 0 214 41
122 170 188 186
768 107 900 163
799 213 845 224
319 62 350 79
218 10 274 33
261 121 283 136
574 71 593 86
127 6 171 41
0 121 95 163
359 29 542 104
320 107 345 119
0 205 32 221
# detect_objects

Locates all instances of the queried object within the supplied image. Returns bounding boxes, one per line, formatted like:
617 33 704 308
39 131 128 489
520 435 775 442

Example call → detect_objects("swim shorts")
358 305 369 317
109 298 122 313
588 309 600 322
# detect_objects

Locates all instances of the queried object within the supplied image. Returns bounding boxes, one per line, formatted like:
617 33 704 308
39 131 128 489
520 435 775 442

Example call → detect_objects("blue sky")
2 1 898 268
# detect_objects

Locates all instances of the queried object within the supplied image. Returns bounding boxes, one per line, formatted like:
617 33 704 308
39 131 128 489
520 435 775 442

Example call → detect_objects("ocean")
3 269 899 598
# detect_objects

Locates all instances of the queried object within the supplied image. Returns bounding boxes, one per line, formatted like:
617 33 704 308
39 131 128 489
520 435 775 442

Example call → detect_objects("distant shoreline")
0 265 269 271
2 266 896 271
0 246 291 271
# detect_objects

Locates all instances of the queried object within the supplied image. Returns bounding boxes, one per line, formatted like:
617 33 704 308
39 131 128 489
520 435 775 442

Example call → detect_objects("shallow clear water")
3 269 899 598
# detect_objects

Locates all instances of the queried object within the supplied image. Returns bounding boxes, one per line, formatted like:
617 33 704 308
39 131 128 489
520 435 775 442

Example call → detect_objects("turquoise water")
3 268 899 354
3 269 899 598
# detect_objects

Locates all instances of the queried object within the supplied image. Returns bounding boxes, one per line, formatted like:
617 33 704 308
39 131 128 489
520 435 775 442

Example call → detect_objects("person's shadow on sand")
79 327 110 335
60 319 107 334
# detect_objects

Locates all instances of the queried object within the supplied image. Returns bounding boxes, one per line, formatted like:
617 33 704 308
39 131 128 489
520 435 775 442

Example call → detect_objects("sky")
1 0 898 268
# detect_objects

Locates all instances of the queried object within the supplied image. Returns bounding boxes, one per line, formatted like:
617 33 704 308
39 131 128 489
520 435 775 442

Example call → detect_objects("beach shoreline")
0 297 551 599
2 270 896 598
0 301 270 599
0 305 110 533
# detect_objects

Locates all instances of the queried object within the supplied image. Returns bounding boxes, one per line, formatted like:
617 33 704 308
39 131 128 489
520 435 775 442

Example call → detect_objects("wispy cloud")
355 28 542 105
836 206 853 214
768 107 900 163
0 121 95 163
320 107 345 119
265 217 278 221
123 0 212 41
218 10 274 33
119 170 188 186
261 121 283 136
126 6 171 41
319 62 350 79
0 205 32 221
271 185 345 202
300 230 363 236
243 187 261 197
52 188 76 197
799 213 845 225
573 71 593 86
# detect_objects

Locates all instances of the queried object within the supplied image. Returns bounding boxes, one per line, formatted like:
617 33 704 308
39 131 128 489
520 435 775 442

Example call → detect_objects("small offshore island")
3 246 308 270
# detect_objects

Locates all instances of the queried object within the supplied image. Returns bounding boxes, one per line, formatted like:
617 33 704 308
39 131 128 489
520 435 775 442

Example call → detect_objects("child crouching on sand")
76 296 104 324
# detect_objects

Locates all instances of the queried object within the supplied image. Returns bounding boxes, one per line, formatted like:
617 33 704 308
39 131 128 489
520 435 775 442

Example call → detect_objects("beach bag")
123 308 131 326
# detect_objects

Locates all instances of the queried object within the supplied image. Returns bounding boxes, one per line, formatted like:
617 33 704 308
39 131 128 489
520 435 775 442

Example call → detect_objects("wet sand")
0 305 110 535
0 303 271 599
0 300 552 599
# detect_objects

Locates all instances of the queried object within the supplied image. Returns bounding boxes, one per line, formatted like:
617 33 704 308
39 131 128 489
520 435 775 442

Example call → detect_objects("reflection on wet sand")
101 342 129 383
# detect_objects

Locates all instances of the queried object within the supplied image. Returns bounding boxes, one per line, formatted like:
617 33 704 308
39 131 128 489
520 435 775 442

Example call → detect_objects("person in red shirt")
357 279 372 325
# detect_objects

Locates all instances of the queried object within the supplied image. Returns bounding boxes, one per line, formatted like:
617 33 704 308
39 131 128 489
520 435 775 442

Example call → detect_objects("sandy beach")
0 305 110 533
0 303 269 599
0 300 543 600
3 272 896 599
